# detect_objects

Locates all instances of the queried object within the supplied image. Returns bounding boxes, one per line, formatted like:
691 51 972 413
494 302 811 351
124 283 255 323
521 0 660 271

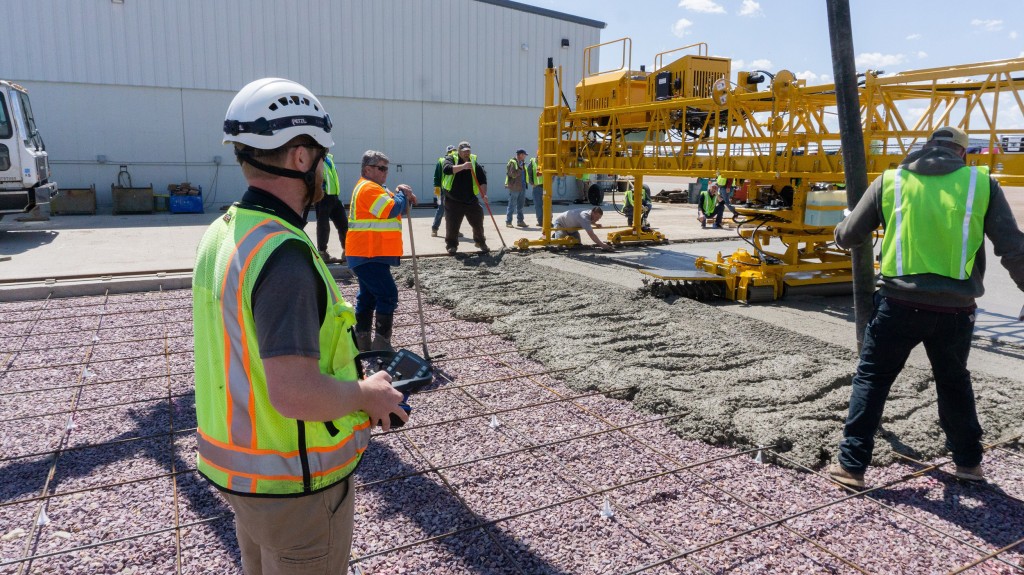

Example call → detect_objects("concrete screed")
396 253 1024 471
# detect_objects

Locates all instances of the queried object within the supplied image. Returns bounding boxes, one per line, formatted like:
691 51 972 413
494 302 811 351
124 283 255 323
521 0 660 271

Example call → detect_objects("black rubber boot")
355 310 374 352
371 313 394 352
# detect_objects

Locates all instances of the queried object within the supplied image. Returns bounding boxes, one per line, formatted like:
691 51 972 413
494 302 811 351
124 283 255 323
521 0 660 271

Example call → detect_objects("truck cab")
0 80 56 220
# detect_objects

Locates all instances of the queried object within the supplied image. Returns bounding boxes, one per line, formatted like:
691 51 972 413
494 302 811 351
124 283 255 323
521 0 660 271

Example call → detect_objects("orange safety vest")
346 177 403 257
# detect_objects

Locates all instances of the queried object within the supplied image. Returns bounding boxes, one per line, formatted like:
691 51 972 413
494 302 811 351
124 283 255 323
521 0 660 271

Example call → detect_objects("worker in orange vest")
346 150 416 352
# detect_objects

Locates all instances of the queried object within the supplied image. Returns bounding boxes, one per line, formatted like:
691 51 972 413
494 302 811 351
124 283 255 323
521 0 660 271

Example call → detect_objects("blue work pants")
351 262 399 316
505 190 526 224
532 185 545 225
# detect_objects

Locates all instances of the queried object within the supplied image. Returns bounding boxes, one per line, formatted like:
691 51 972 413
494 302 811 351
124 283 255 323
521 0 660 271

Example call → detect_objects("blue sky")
531 0 1022 84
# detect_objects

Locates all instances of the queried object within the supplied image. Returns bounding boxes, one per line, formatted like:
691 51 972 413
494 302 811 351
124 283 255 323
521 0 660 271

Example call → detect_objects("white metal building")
0 0 603 208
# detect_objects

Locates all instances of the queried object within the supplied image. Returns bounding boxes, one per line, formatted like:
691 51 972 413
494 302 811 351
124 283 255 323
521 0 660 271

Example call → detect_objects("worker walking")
716 173 738 216
195 77 407 575
430 145 457 237
553 206 614 251
442 141 490 255
347 150 416 352
828 126 1024 489
316 152 348 263
697 184 725 229
505 148 528 228
528 151 544 226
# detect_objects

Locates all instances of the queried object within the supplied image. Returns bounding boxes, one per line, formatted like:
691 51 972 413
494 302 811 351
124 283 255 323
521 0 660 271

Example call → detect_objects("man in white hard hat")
828 126 1024 490
193 77 407 574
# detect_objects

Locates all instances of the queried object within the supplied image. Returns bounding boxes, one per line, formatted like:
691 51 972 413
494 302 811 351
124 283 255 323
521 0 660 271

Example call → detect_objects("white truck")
1 80 55 221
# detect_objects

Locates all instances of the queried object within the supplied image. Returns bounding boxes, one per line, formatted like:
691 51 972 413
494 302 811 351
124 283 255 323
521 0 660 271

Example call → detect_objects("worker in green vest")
697 183 724 229
197 78 407 572
315 152 347 263
828 126 1024 490
623 183 652 230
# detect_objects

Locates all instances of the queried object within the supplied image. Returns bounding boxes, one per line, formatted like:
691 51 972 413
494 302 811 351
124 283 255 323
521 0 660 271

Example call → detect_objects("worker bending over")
553 206 614 251
828 126 1024 489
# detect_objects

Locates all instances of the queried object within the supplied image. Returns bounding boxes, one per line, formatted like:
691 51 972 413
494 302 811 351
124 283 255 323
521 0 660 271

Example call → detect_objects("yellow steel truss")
527 38 1024 300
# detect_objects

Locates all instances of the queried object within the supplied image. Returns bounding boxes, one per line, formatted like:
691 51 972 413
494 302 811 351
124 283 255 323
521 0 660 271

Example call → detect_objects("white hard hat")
223 78 334 149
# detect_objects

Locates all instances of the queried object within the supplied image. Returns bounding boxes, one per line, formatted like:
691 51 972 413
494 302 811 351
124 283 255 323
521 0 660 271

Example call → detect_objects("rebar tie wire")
470 340 867 573
776 446 1024 574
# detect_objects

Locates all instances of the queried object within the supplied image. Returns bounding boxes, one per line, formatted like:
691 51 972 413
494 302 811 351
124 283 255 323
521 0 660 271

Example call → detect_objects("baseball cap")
446 145 456 153
458 141 472 151
516 148 527 155
928 126 969 149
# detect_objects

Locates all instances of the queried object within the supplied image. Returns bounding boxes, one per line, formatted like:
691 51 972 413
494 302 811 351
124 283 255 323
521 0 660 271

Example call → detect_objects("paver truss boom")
530 37 1024 302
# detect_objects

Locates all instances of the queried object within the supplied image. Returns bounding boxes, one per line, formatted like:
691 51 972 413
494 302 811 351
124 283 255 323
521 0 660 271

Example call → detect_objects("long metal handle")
405 201 430 360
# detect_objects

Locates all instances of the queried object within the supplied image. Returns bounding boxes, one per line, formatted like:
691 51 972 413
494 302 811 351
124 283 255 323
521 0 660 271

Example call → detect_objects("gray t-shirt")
554 208 595 233
251 239 326 359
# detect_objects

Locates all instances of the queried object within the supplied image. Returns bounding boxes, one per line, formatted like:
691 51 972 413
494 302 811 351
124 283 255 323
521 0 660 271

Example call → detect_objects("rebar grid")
1 287 1022 575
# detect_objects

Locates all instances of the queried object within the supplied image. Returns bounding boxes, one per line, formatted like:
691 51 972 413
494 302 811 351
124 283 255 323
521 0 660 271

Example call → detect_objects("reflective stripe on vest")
441 153 480 195
880 166 990 280
323 154 340 196
527 158 540 186
193 206 370 495
346 178 402 257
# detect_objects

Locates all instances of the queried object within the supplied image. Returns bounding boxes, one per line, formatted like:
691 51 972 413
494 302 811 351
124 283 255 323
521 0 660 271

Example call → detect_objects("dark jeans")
316 194 347 252
444 197 487 251
351 262 399 315
838 295 982 474
700 202 724 227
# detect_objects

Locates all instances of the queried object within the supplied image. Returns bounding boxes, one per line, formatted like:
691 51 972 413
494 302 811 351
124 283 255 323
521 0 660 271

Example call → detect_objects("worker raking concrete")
828 125 1024 489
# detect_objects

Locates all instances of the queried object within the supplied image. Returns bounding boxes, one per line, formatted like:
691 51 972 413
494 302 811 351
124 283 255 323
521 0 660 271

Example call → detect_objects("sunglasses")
372 165 389 173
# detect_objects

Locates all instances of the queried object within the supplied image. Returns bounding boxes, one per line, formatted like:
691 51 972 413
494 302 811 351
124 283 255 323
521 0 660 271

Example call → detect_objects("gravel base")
1 282 1023 574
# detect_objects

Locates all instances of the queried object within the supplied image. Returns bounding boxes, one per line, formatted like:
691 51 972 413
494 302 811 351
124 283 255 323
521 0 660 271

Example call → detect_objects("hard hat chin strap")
236 149 321 207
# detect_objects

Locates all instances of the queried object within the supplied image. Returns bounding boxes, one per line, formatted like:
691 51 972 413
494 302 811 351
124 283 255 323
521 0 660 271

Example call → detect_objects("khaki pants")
224 478 354 575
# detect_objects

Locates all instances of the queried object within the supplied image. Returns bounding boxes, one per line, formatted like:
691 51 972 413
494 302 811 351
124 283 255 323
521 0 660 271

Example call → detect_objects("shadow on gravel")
0 395 241 569
356 443 573 574
874 478 1024 552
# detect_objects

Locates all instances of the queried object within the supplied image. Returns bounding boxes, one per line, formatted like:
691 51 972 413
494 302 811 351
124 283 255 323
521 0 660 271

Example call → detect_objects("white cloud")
671 18 694 38
678 0 725 13
795 70 819 82
738 0 763 17
917 51 928 59
1010 31 1019 39
855 52 906 69
905 33 921 41
971 18 1003 31
750 58 773 70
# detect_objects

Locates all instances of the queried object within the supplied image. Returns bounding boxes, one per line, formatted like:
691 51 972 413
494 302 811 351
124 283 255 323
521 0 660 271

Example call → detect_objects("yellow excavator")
525 37 1024 302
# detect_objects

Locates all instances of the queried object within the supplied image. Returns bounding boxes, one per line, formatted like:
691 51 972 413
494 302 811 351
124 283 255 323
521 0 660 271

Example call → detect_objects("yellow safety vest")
193 206 370 495
880 166 990 279
442 153 480 196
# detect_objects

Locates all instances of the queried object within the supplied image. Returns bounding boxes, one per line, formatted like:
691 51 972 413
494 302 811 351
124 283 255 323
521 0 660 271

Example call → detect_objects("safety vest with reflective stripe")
346 178 403 257
323 153 340 196
700 189 717 216
526 158 541 187
880 166 990 280
193 206 371 496
441 153 480 196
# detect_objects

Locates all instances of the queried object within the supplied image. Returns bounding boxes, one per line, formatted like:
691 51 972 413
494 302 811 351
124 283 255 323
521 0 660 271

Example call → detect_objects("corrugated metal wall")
2 0 597 107
0 0 601 206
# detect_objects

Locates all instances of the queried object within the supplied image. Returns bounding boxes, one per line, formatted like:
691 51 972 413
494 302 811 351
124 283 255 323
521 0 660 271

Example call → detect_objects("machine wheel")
587 185 605 206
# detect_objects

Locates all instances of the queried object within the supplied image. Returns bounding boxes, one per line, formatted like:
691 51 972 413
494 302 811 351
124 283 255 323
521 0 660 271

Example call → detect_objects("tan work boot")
954 465 986 482
827 463 865 489
370 313 394 352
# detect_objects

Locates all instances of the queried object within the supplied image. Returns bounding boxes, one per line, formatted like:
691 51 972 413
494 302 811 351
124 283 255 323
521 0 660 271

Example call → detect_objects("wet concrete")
398 253 1024 470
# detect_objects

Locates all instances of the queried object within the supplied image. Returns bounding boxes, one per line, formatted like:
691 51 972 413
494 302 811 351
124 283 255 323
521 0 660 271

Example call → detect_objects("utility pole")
826 0 875 349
